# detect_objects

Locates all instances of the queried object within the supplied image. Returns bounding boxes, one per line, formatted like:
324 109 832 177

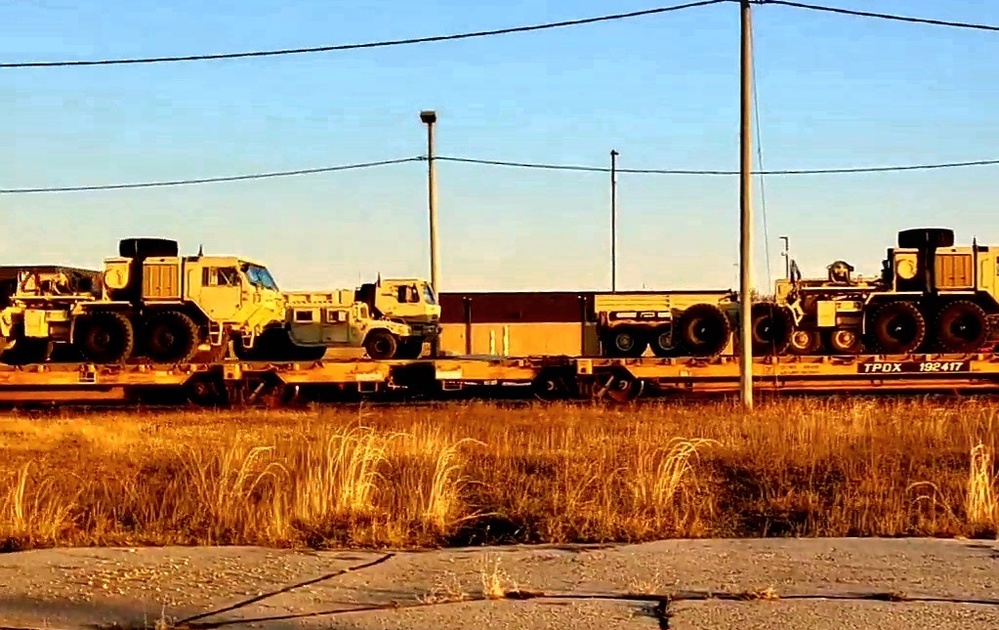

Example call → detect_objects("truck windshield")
422 283 438 305
241 263 279 291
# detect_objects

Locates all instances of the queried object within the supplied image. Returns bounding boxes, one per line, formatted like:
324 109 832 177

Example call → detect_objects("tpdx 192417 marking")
859 360 972 374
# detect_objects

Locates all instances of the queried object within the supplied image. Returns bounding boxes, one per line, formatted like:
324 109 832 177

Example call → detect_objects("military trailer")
435 289 737 358
752 227 999 355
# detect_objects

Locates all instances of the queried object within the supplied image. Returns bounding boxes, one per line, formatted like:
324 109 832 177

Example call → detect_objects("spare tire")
897 228 954 249
674 303 731 358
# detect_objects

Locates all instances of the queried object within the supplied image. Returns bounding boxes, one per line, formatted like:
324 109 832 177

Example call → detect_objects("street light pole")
420 109 440 357
610 149 619 292
738 0 754 410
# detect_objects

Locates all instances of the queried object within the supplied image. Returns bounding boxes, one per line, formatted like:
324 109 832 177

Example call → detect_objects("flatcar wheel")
787 329 821 355
600 373 644 403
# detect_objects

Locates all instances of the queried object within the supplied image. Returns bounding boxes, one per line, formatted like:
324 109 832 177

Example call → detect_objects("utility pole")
739 0 754 410
420 109 440 357
610 149 619 292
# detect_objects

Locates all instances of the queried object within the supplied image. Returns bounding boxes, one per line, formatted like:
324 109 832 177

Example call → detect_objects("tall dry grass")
0 396 996 551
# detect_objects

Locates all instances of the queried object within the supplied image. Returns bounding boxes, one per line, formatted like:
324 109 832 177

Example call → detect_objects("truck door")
197 266 242 322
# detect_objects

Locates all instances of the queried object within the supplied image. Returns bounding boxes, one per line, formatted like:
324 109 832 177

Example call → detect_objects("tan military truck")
0 238 291 364
353 276 441 358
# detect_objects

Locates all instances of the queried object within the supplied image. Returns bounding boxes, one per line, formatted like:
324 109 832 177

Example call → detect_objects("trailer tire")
749 302 792 355
604 326 647 357
364 329 398 360
866 301 926 354
74 311 135 364
674 303 730 358
826 328 863 354
650 325 674 357
935 300 989 353
143 310 200 364
788 329 822 355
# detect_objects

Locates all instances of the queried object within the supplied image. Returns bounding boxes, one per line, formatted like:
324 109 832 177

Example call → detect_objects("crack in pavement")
148 588 999 629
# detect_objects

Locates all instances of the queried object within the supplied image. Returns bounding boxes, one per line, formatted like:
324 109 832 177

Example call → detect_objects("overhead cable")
0 157 421 194
5 155 998 195
0 0 728 68
759 0 999 33
436 155 999 175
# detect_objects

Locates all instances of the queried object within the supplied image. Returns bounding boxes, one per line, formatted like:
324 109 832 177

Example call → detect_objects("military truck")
354 276 441 358
751 227 999 355
0 237 441 365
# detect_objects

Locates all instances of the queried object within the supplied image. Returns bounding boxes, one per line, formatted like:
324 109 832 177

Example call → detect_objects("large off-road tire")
143 310 200 364
649 325 674 358
749 303 793 356
866 301 926 354
73 311 135 364
364 329 398 360
674 303 731 358
897 228 955 249
603 326 647 358
935 300 990 353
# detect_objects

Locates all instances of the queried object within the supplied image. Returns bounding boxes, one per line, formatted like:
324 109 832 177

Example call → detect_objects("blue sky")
4 0 998 292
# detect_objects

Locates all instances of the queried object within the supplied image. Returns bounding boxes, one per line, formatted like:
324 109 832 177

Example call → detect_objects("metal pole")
780 236 789 279
739 0 754 410
420 109 440 357
611 149 619 292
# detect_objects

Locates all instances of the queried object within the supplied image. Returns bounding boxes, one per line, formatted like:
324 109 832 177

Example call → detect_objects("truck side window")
217 268 238 286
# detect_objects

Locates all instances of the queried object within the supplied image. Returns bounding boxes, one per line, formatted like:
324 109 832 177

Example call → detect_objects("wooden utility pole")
610 149 619 292
739 0 754 409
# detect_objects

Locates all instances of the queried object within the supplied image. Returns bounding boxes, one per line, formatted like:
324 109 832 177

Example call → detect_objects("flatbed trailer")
1 351 999 408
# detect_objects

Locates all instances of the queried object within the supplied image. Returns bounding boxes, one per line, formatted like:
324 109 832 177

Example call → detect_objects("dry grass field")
0 397 996 551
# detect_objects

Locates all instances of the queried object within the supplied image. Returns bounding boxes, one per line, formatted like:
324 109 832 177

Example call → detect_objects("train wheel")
787 329 822 355
935 300 989 353
866 301 926 354
749 303 793 356
826 328 862 354
650 325 674 357
74 311 135 364
674 303 731 358
143 311 200 364
364 330 398 360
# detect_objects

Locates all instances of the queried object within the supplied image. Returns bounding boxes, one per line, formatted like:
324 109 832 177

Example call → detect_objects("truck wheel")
650 325 674 357
364 330 398 360
866 301 926 354
674 303 731 358
787 329 822 355
750 303 792 356
935 300 989 353
826 328 862 354
605 327 646 357
74 311 135 363
143 311 200 364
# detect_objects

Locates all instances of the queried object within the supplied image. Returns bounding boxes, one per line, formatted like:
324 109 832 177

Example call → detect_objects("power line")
0 0 729 69
759 0 999 33
0 157 421 194
5 155 998 194
436 155 999 175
